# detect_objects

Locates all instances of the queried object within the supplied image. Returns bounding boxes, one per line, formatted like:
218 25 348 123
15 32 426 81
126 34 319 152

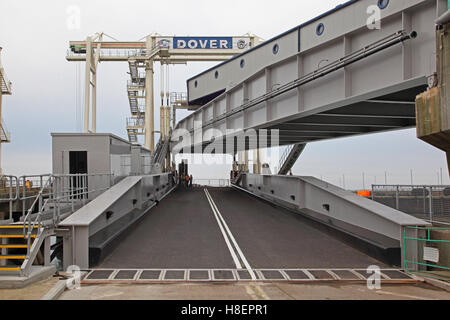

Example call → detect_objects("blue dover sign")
173 37 233 49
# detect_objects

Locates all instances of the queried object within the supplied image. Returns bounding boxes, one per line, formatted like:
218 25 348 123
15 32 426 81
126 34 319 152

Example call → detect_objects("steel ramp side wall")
60 174 175 269
235 174 430 242
175 0 446 151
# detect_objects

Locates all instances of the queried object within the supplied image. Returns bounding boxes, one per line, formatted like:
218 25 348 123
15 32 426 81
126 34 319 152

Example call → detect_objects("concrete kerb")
41 271 88 300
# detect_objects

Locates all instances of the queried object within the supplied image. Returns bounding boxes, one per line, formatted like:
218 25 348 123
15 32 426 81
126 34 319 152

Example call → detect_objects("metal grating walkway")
82 268 416 284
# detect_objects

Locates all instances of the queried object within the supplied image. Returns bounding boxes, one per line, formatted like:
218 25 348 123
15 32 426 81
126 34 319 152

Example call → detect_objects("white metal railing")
127 80 145 88
127 117 145 127
0 175 19 221
193 179 230 187
170 92 188 106
20 173 113 258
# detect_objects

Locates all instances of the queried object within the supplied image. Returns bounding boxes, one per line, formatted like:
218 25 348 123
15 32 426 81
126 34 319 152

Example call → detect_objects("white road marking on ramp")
204 188 242 270
204 188 256 281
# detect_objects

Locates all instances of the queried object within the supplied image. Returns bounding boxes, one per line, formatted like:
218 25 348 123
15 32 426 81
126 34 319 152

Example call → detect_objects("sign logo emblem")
157 39 171 48
237 40 247 49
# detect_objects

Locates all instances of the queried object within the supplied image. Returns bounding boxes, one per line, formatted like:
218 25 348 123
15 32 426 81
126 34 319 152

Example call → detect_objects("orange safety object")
357 190 371 197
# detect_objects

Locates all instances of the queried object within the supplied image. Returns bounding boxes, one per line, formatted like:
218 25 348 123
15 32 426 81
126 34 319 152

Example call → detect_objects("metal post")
91 35 102 133
423 186 427 216
92 71 97 133
22 177 25 219
9 177 12 221
70 175 74 212
83 37 92 133
160 106 165 140
145 36 155 154
82 175 86 205
253 149 259 174
243 150 248 172
165 106 170 137
429 186 433 223
362 172 365 190
396 185 400 210
172 102 176 130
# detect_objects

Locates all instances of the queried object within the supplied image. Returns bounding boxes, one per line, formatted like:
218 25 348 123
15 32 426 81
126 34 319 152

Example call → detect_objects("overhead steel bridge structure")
174 0 448 153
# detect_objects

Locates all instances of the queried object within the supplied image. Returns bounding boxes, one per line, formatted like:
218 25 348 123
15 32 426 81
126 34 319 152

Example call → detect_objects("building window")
272 44 279 55
378 0 389 9
316 23 325 36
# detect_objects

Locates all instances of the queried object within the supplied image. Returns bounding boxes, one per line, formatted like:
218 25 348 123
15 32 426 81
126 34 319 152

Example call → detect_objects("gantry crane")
66 32 260 164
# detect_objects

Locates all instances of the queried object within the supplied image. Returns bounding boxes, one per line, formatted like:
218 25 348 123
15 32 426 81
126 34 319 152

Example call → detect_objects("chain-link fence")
372 185 450 225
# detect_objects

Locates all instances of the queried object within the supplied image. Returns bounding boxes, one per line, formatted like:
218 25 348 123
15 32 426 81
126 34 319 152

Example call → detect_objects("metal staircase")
231 171 244 185
0 118 10 143
126 66 146 143
0 173 112 277
152 137 170 170
125 46 169 144
278 144 306 175
1 52 12 145
0 225 40 274
0 68 12 95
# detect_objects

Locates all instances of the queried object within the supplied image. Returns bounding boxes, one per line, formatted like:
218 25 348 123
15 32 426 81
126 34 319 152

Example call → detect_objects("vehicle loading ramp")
97 187 387 270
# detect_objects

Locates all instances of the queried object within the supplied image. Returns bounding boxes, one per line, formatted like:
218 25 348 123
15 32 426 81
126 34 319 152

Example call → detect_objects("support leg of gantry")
244 150 249 172
91 71 97 133
253 149 264 174
165 106 170 137
160 106 165 141
145 61 155 154
83 36 92 133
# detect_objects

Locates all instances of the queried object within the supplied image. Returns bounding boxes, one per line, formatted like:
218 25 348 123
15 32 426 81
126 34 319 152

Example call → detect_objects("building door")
69 151 87 174
69 151 87 199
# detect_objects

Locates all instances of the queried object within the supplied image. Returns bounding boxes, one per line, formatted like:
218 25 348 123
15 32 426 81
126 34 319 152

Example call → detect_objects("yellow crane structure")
66 32 260 157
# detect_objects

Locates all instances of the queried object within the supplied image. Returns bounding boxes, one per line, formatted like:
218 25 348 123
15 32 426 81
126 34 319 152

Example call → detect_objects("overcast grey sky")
0 0 447 189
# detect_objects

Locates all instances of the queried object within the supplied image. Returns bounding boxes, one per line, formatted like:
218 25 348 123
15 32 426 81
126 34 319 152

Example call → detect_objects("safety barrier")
372 185 450 225
193 179 230 187
20 174 112 259
0 175 19 222
403 226 450 282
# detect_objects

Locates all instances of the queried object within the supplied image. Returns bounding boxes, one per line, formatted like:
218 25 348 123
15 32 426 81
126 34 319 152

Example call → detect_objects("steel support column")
144 53 155 153
83 37 92 133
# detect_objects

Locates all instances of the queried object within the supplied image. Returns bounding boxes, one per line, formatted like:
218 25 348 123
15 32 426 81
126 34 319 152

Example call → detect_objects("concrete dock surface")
59 282 450 300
